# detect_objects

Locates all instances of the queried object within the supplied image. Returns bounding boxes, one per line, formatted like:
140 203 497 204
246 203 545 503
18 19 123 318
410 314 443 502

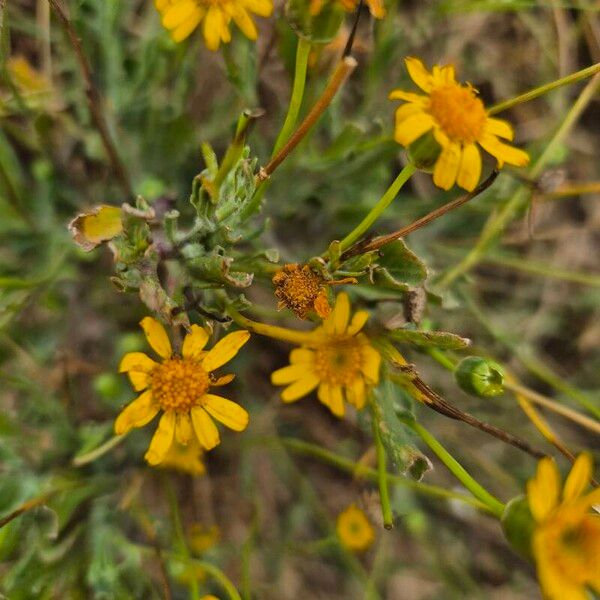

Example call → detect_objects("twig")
257 56 357 182
47 0 134 200
341 170 498 261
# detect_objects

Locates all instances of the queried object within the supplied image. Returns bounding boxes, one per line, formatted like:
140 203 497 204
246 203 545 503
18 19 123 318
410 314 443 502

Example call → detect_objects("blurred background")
1 0 599 598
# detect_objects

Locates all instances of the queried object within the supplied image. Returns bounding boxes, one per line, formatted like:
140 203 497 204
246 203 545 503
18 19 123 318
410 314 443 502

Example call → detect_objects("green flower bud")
407 132 441 172
285 0 344 44
501 495 534 559
454 356 505 398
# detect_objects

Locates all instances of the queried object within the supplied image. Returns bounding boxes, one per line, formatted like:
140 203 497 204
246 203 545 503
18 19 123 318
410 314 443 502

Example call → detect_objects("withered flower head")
272 263 331 320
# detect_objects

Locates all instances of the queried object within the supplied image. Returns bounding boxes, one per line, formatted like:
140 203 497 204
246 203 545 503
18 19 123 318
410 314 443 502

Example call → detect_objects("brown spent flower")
273 264 332 320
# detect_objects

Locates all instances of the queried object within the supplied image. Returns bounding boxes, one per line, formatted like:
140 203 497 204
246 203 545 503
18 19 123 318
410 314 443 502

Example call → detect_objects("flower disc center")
428 84 486 143
313 338 363 386
151 358 210 412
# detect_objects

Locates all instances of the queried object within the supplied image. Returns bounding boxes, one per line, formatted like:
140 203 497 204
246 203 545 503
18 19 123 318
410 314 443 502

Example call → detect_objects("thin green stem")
438 71 600 288
488 62 600 115
72 434 126 466
397 417 505 518
338 163 416 252
272 38 311 156
273 437 496 514
370 402 394 529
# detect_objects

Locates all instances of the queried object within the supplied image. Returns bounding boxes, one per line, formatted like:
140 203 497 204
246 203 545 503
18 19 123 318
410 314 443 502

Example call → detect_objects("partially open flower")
271 293 381 417
389 57 529 191
154 0 273 51
527 453 600 600
116 317 250 465
336 504 376 552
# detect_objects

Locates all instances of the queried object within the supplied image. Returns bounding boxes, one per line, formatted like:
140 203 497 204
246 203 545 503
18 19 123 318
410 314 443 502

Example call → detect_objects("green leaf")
184 246 253 289
375 240 428 287
388 328 471 350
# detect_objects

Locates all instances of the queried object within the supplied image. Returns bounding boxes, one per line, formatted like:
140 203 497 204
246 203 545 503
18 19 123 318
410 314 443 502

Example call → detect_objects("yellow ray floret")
527 453 600 600
116 317 250 466
336 504 376 551
389 57 529 192
155 0 272 51
271 293 381 417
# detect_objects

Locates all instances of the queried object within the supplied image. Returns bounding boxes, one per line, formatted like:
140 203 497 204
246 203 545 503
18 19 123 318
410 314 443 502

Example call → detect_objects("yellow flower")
336 504 375 552
389 57 529 192
527 453 600 600
116 317 250 465
159 438 206 475
189 523 220 554
154 0 273 51
270 293 381 417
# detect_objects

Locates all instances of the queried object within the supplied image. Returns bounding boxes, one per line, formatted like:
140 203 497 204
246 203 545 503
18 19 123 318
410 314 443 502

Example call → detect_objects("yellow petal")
478 133 529 168
182 325 210 360
318 383 345 418
145 411 176 465
360 343 381 384
203 394 249 431
245 0 273 16
347 311 369 336
119 352 157 372
68 205 123 252
365 0 385 18
128 371 149 392
346 377 366 409
393 102 425 124
438 64 456 85
155 0 170 12
271 364 307 385
202 330 250 372
176 413 194 445
388 89 428 104
212 373 235 386
203 6 225 51
140 317 172 359
404 57 433 92
456 143 482 192
433 141 461 190
114 391 159 435
527 457 560 522
230 5 257 40
563 453 593 503
171 7 204 42
484 117 514 140
393 112 434 147
290 348 315 364
281 374 320 402
162 1 198 28
191 407 220 450
333 293 351 334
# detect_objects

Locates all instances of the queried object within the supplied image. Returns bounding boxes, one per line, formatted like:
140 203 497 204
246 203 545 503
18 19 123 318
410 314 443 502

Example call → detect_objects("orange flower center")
151 358 209 412
313 338 363 386
540 510 600 585
273 264 330 319
428 83 486 144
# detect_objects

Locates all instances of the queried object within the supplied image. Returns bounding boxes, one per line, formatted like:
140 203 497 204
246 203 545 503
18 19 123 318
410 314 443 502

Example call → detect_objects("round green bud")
454 356 505 398
501 495 534 560
407 132 441 173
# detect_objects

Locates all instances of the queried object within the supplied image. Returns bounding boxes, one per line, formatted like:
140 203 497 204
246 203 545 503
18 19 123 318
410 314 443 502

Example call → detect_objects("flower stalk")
370 400 394 529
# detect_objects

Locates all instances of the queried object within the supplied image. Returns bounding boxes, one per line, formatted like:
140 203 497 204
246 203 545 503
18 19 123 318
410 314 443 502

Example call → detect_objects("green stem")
370 402 394 529
272 38 311 156
274 437 496 514
72 434 126 466
338 163 416 252
488 62 600 115
398 417 505 518
438 71 600 288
